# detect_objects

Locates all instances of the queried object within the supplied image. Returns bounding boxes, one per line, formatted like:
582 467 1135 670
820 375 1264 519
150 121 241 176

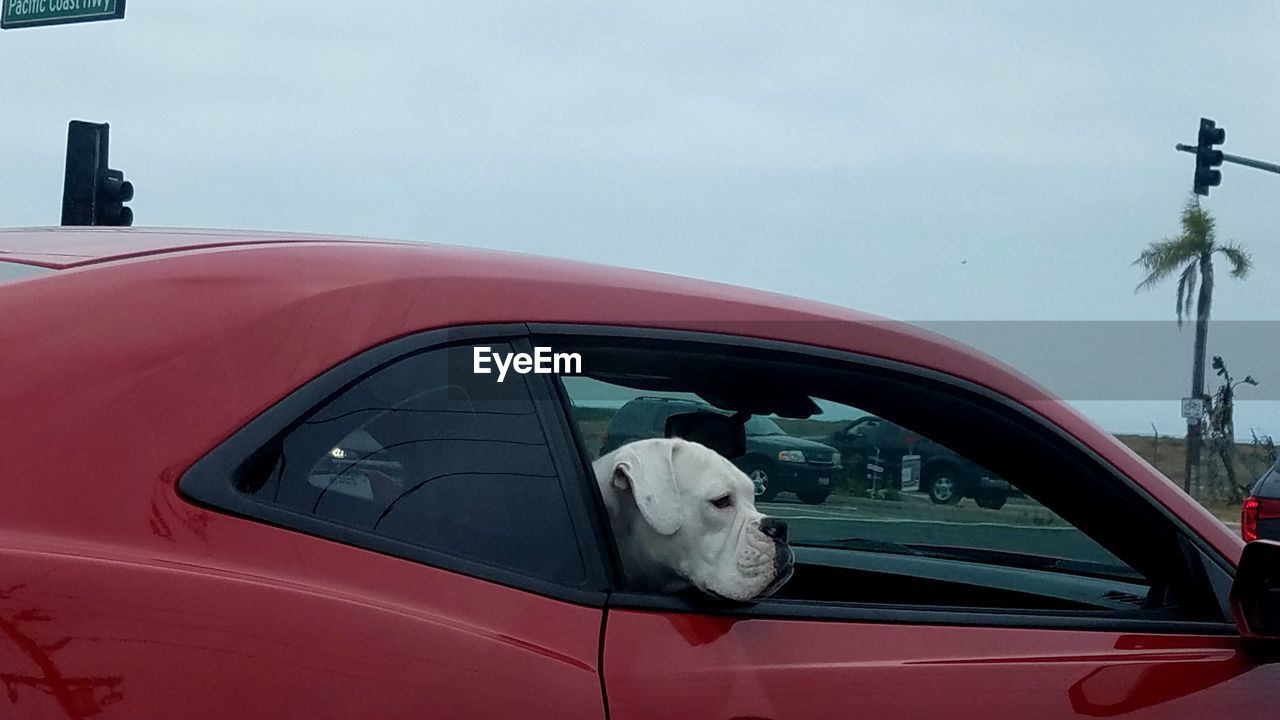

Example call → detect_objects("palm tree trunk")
1186 252 1215 496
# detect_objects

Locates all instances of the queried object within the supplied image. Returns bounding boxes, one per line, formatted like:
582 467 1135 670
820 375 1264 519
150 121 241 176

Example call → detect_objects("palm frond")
1134 236 1198 292
1176 262 1197 327
1217 242 1253 279
1180 198 1216 247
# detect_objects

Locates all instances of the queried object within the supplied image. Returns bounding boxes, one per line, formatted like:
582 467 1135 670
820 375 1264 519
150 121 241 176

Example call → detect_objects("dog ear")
612 441 683 536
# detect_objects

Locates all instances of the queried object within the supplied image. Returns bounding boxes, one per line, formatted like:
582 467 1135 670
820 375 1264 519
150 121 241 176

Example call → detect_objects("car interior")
545 333 1229 623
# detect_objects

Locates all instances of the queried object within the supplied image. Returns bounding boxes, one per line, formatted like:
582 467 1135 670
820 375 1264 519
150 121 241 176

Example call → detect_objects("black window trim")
179 323 613 608
544 359 629 592
531 322 1239 635
606 591 1237 635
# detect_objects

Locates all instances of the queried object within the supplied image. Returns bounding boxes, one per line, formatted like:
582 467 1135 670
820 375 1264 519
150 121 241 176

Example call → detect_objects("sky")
2 1 1277 438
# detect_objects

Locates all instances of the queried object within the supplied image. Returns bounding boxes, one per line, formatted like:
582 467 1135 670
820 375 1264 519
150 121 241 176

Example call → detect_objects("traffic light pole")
1175 144 1280 176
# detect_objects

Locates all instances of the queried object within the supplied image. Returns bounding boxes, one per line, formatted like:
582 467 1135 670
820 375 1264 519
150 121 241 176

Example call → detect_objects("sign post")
2 0 126 30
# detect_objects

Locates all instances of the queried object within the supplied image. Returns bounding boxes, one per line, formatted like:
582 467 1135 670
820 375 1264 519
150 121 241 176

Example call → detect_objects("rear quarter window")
184 340 591 588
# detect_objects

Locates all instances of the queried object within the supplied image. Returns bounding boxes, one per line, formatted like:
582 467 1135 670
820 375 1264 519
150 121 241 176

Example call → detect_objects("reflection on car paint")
0 584 124 719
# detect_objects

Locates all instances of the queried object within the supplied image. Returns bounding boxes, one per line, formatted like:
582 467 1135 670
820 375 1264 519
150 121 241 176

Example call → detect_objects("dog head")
595 438 794 602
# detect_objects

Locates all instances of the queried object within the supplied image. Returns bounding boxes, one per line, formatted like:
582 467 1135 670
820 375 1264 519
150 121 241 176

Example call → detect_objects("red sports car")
0 227 1276 719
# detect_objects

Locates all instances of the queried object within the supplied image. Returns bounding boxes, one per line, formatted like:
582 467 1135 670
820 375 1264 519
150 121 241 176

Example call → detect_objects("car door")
541 327 1279 720
601 609 1268 719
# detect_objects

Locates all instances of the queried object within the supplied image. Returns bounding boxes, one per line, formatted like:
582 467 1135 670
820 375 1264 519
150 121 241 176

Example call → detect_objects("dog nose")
759 517 788 542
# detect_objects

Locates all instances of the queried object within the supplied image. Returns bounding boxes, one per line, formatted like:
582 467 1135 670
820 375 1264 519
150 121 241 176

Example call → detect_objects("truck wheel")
925 470 962 505
742 460 778 502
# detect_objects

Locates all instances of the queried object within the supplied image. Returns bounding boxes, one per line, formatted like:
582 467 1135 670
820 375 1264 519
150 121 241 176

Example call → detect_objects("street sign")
1181 396 1206 424
2 0 125 30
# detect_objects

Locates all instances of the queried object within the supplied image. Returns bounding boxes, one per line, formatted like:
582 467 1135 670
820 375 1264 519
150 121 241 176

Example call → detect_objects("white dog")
594 437 794 602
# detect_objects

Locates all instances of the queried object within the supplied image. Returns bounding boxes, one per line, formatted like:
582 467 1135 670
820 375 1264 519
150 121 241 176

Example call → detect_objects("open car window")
552 332 1222 622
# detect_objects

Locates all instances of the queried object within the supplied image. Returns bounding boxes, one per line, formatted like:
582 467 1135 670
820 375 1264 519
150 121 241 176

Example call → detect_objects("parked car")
824 415 1013 508
599 396 842 504
0 227 1276 719
1243 458 1280 541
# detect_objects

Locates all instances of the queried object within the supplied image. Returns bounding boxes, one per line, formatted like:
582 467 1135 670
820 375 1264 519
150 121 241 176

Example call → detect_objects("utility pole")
1170 116 1278 495
1172 118 1229 495
1187 374 1205 498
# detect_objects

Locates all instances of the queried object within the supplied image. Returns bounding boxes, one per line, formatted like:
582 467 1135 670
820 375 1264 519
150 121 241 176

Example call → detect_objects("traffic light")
1193 117 1225 196
61 120 135 226
98 169 134 226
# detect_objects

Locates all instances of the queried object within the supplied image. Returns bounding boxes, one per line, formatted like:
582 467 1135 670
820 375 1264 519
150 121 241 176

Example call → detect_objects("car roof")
0 226 1241 561
0 226 397 269
0 226 1165 420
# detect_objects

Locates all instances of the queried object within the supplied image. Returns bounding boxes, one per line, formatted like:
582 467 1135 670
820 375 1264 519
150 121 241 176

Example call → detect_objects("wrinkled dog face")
595 438 794 602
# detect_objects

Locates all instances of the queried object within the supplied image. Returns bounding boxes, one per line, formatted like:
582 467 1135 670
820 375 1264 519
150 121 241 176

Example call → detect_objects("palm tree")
1134 196 1253 494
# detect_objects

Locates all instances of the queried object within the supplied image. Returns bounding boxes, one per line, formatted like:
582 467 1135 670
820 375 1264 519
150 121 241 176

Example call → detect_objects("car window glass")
248 342 586 585
745 416 787 436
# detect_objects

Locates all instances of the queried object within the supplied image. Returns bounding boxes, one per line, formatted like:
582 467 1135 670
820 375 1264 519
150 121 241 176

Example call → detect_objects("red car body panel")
0 228 1265 717
0 536 604 719
604 611 1266 720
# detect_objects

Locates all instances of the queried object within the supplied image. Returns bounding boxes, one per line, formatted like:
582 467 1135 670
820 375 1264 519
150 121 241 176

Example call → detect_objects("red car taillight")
1242 496 1280 542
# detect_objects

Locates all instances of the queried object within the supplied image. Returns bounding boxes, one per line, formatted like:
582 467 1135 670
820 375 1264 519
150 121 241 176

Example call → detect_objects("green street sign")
2 0 125 29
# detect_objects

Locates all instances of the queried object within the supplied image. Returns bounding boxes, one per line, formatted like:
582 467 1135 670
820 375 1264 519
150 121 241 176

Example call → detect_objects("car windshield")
745 416 787 436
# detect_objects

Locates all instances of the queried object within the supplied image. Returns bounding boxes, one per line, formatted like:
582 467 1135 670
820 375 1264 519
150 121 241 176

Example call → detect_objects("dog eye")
710 495 733 509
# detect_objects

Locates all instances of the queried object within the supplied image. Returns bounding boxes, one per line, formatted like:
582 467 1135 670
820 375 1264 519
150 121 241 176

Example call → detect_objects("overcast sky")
3 2 1276 437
